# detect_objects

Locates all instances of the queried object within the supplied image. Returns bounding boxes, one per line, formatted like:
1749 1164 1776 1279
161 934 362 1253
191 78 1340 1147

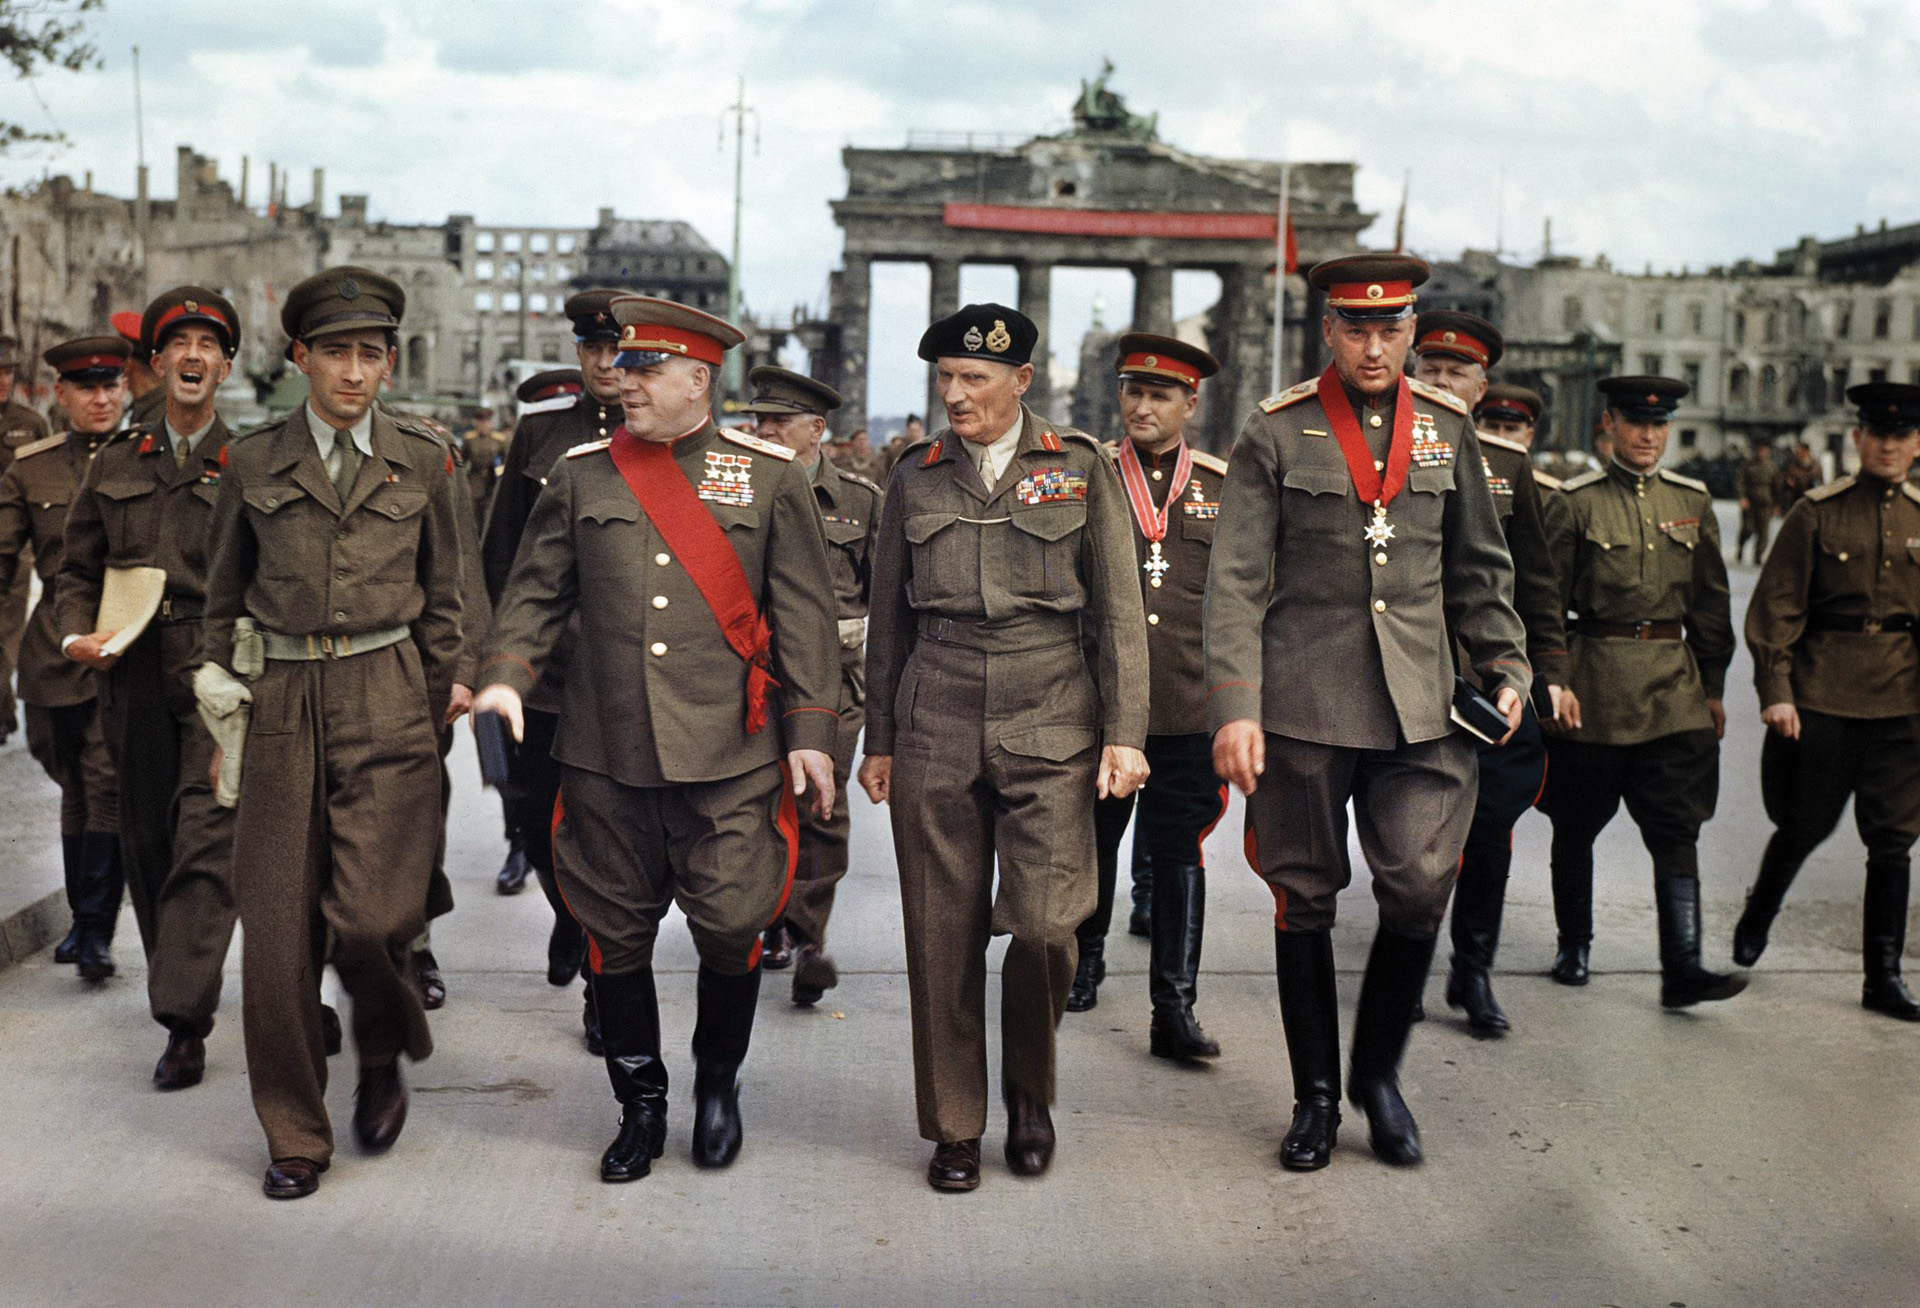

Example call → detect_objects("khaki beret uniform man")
1735 382 1920 1021
740 365 881 1007
0 337 127 980
859 303 1150 1192
1065 334 1231 1068
476 296 840 1185
1410 314 1573 1036
1206 256 1528 1171
479 290 625 1026
0 333 51 746
198 266 466 1199
1541 376 1744 1008
54 288 243 1090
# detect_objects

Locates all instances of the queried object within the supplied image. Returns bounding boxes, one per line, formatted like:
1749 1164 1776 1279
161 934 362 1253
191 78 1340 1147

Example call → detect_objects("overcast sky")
2 0 1916 416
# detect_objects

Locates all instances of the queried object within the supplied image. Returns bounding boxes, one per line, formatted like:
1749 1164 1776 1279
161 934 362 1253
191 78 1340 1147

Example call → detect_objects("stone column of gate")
1131 261 1175 335
1212 261 1274 454
835 254 871 438
926 257 963 431
1017 260 1052 418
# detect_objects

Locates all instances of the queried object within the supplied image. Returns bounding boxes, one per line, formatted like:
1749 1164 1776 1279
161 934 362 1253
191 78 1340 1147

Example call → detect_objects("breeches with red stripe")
1243 731 1478 938
552 760 797 977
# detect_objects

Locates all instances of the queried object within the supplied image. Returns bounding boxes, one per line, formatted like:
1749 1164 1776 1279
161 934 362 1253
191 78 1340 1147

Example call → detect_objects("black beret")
917 303 1038 367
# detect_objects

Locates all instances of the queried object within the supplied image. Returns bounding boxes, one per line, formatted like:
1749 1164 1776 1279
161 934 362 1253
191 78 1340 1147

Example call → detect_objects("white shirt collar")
972 411 1024 485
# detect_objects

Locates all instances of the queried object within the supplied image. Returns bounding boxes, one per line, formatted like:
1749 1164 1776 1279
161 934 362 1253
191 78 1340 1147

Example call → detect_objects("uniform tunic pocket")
904 510 969 607
1280 466 1353 542
1009 502 1085 597
92 475 157 557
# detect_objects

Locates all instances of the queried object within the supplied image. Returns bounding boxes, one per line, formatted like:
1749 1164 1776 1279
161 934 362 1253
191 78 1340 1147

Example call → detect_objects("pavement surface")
1 506 1917 1306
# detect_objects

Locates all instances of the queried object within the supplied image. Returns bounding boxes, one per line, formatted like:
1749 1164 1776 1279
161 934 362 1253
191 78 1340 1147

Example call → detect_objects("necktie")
331 430 363 501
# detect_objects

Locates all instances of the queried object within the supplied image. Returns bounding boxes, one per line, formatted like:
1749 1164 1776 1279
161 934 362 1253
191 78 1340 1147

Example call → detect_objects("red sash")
1314 365 1413 510
607 425 777 735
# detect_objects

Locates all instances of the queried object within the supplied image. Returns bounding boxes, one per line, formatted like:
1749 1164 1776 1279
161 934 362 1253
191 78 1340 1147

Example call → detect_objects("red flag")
1284 209 1298 273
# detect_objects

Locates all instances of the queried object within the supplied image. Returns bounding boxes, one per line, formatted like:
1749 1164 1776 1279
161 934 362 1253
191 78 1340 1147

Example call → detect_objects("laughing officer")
859 303 1149 1192
1205 256 1528 1171
474 296 840 1185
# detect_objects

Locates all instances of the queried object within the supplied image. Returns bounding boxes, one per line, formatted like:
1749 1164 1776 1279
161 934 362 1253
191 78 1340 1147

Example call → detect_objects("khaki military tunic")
463 426 512 526
55 416 237 1035
0 399 51 733
201 406 466 1167
481 421 839 975
864 404 1149 1143
783 453 883 954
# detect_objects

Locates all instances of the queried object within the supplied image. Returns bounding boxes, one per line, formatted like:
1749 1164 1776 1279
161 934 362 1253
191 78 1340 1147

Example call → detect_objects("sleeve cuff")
478 652 537 698
1206 681 1262 735
863 717 895 755
1531 649 1571 686
1700 670 1728 699
1756 670 1793 708
780 706 840 755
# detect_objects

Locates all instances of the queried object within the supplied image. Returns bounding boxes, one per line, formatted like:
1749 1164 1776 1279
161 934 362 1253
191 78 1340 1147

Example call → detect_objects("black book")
472 710 514 789
1451 677 1511 744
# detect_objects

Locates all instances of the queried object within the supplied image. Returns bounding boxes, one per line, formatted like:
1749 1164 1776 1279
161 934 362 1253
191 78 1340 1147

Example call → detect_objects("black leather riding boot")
690 965 761 1168
1862 859 1920 1021
1348 928 1436 1167
1549 843 1593 985
1064 932 1104 1012
1656 877 1748 1008
1733 833 1806 966
73 832 123 981
1128 842 1153 937
1274 929 1340 1171
1446 860 1510 1034
594 968 668 1182
1149 864 1218 1059
53 833 83 964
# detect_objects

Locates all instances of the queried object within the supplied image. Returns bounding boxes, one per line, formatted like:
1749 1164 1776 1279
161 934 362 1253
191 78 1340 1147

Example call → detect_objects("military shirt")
1553 461 1734 745
1745 474 1920 719
480 421 841 787
1205 375 1529 750
54 414 234 641
1105 438 1227 737
199 406 467 717
0 431 111 707
863 403 1150 755
1476 433 1569 687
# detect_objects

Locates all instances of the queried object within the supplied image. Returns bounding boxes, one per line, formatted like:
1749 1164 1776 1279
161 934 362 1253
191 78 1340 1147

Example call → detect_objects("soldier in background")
55 289 243 1089
0 337 129 981
0 333 50 748
1736 443 1778 564
1065 333 1229 1070
461 407 509 526
1735 382 1920 1021
113 310 167 432
1542 375 1745 1009
1775 441 1824 514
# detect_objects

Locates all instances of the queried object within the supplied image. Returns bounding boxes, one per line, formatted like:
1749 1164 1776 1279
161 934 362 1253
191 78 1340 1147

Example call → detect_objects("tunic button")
1147 614 1160 625
651 595 668 609
1375 552 1388 566
333 611 347 622
654 552 670 566
649 642 667 656
1373 599 1387 613
1369 414 1383 428
1647 543 1656 551
1373 459 1385 472
1839 551 1850 561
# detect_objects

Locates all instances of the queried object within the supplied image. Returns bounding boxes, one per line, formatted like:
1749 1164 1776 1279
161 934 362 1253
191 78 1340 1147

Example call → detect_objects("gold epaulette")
13 432 64 459
720 428 796 461
1409 377 1470 415
1805 475 1854 502
1903 481 1920 505
1476 431 1529 455
1658 468 1710 495
565 438 611 459
1533 471 1564 491
1259 378 1319 413
1189 449 1228 476
1561 468 1607 492
841 469 882 493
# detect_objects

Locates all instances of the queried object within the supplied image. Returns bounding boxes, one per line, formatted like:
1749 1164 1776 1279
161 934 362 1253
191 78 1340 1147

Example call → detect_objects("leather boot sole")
1661 973 1749 1008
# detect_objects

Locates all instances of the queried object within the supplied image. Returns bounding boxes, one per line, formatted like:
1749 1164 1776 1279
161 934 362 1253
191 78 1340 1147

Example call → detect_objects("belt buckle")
160 597 173 620
1633 621 1653 640
1863 618 1883 636
320 635 335 657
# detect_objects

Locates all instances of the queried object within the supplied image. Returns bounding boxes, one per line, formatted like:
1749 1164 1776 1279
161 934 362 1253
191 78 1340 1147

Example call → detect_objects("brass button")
649 641 667 656
1149 578 1162 589
1147 613 1160 625
1373 459 1385 472
1373 599 1387 613
1151 470 1163 481
1369 414 1383 428
1647 543 1656 551
1375 552 1388 566
651 595 668 609
1839 551 1850 561
654 552 670 566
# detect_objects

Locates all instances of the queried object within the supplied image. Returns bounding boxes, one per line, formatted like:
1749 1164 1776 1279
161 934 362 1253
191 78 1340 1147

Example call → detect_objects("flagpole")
1271 162 1290 394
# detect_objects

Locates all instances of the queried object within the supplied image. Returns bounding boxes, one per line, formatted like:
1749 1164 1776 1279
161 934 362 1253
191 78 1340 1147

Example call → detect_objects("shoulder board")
1657 468 1709 494
389 413 449 445
1532 471 1564 491
1903 482 1920 505
1476 431 1528 455
564 438 611 459
1101 439 1119 459
1805 475 1854 502
1561 469 1607 492
227 419 283 445
1408 378 1470 415
1189 449 1228 476
840 470 882 494
517 395 579 417
1259 377 1320 413
14 432 65 459
1054 426 1100 451
720 428 796 461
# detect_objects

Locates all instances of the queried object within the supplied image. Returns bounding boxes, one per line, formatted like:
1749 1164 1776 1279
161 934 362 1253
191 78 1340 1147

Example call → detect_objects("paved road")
0 518 1915 1306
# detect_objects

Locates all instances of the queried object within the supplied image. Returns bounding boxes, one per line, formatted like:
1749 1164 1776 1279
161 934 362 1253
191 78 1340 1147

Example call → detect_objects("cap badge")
184 300 199 313
1366 284 1384 300
595 312 610 325
1144 354 1158 367
336 278 361 302
986 320 1012 354
1442 330 1457 344
1645 393 1658 405
963 324 985 351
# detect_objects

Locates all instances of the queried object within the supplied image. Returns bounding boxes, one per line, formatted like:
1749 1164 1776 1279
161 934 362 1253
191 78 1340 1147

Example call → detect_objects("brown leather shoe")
927 1139 981 1192
152 1030 205 1091
353 1062 408 1152
321 1004 343 1057
1004 1089 1055 1177
760 922 794 971
262 1156 327 1200
791 945 837 1007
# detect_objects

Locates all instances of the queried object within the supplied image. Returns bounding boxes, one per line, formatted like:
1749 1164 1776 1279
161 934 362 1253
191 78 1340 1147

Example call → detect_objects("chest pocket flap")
93 475 155 502
1010 503 1085 542
823 519 867 547
1662 520 1700 549
367 486 428 521
1409 466 1455 494
905 511 962 544
245 483 307 515
709 503 760 533
1282 467 1350 497
579 495 639 526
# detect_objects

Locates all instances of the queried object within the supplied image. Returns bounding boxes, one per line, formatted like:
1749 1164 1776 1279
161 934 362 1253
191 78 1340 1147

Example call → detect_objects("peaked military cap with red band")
1308 253 1430 322
142 285 241 358
1597 374 1688 420
45 334 132 383
917 302 1038 366
516 367 585 405
1113 332 1219 390
281 266 406 343
610 295 744 368
563 288 625 344
1413 310 1503 369
1475 382 1543 426
1846 381 1920 434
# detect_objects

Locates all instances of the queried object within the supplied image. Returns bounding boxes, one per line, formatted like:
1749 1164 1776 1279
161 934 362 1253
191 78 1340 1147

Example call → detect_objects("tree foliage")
0 0 102 153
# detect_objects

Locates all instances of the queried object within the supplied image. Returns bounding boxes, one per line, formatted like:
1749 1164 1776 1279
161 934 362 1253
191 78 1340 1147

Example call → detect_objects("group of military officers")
5 243 1917 1202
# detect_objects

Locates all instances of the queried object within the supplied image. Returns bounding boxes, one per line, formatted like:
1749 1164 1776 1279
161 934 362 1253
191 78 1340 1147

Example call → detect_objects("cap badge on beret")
986 320 1012 354
963 324 984 351
336 278 360 302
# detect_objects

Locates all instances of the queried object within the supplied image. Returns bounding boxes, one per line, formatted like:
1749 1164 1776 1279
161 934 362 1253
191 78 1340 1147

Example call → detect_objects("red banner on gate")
942 202 1279 242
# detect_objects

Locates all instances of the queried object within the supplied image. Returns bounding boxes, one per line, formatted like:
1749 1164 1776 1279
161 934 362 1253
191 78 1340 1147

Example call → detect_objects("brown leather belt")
1573 619 1684 641
1807 614 1918 634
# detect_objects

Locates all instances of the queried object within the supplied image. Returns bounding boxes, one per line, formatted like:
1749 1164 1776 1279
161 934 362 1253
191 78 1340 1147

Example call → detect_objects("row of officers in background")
3 251 1916 1203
